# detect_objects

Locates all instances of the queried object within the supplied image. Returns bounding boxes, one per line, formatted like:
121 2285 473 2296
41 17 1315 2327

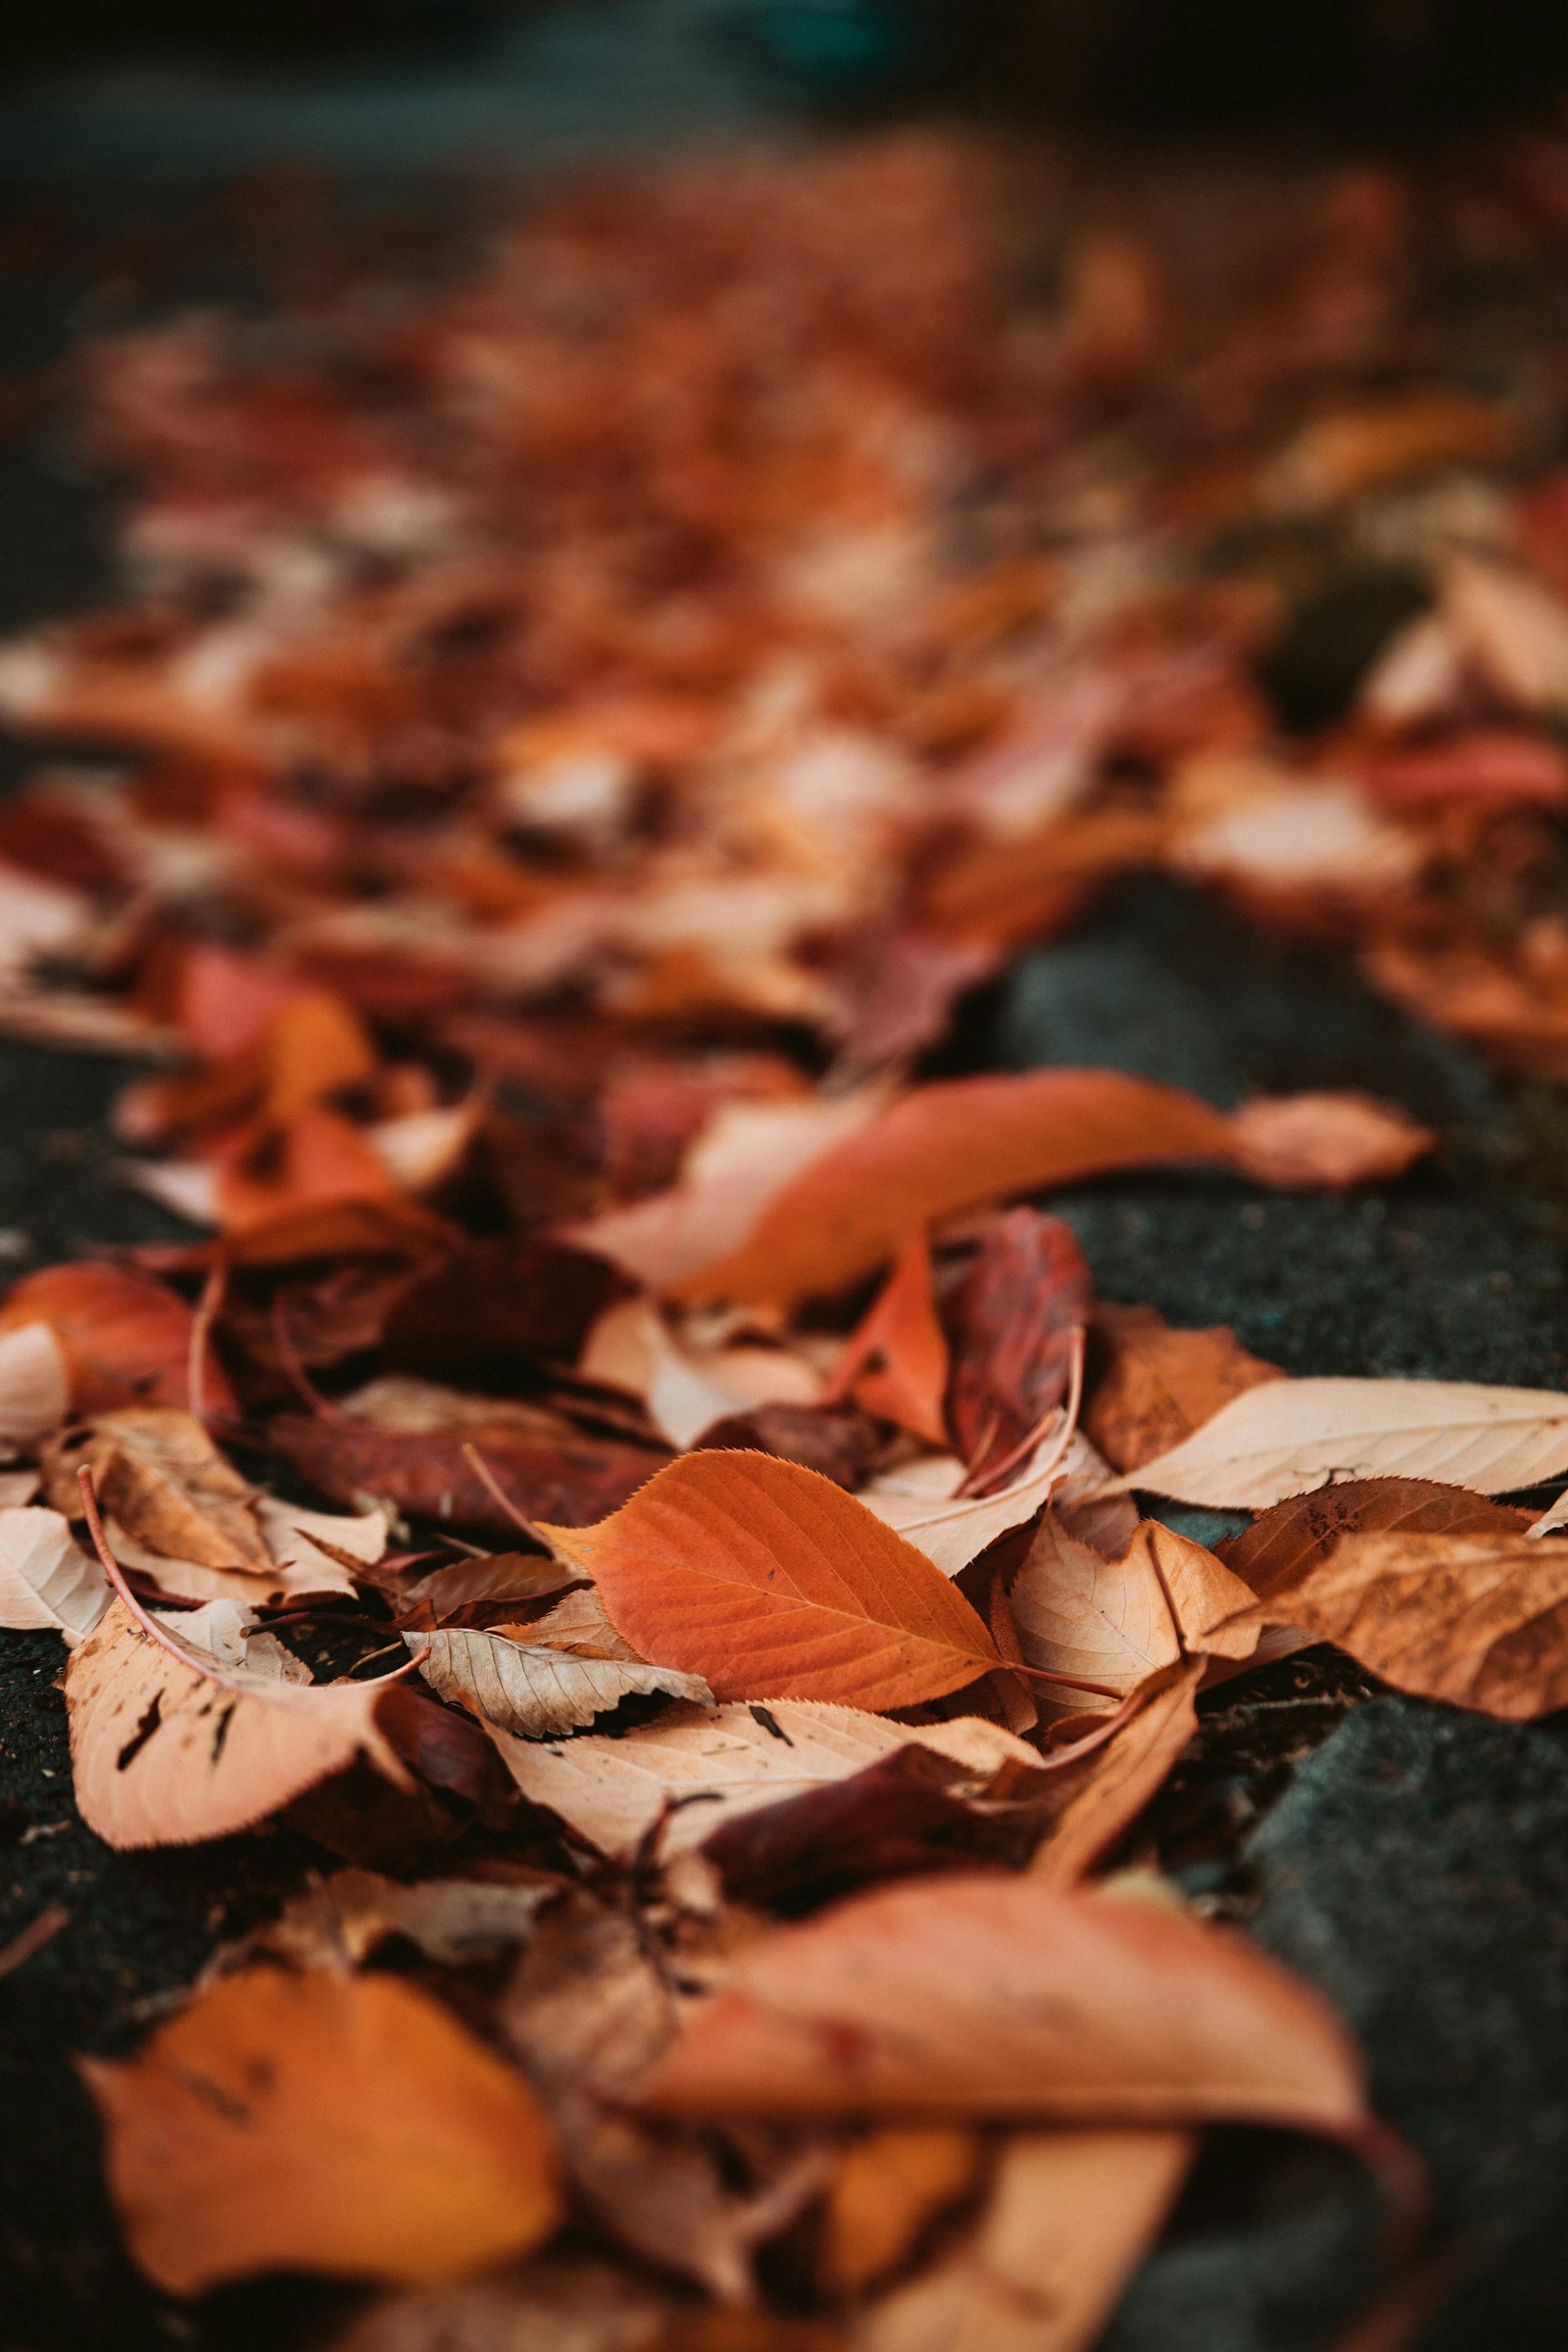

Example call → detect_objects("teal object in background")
716 0 928 91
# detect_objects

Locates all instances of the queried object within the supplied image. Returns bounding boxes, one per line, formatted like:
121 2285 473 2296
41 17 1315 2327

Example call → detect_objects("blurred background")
5 0 1568 176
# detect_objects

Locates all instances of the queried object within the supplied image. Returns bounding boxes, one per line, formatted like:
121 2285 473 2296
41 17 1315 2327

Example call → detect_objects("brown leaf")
822 1235 950 1446
382 1235 626 1385
1225 1093 1432 1189
66 1596 409 1847
824 2128 980 2293
947 1211 1091 1481
637 1874 1372 2138
537 1451 1002 1710
407 1623 711 1738
674 1071 1234 1307
234 1866 562 1971
1085 1304 1284 1474
1237 1526 1568 1718
0 1261 235 1416
1101 1376 1568 1507
269 1413 664 1538
82 1967 559 2293
853 2128 1194 2352
47 1408 270 1571
692 1402 886 1492
1218 1475 1531 1599
1028 1665 1204 1885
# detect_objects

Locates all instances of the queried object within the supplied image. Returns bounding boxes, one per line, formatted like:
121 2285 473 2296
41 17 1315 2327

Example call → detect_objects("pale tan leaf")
1102 1377 1568 1508
858 1439 1069 1577
1029 1666 1204 1886
579 1297 820 1449
0 1320 70 1451
49 1407 270 1571
234 1868 562 1973
408 1625 711 1738
1225 1093 1432 1189
66 1597 409 1848
853 2129 1194 2352
328 2261 671 2352
487 1699 1045 1862
0 1504 108 1637
1008 1512 1179 1715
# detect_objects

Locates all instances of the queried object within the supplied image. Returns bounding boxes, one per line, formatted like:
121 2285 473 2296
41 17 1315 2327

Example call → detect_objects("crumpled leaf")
637 1873 1374 2142
821 1234 950 1446
1104 1376 1568 1507
81 1966 560 2293
0 1503 107 1636
1232 1526 1568 1719
1085 1304 1284 1474
47 1407 270 1571
853 2128 1194 2352
580 1296 820 1449
1029 1664 1206 1886
0 1261 235 1415
1218 1476 1531 1598
946 1210 1091 1482
538 1451 1002 1710
66 1595 409 1847
487 1699 1046 1863
408 1619 712 1739
857 1440 1072 1578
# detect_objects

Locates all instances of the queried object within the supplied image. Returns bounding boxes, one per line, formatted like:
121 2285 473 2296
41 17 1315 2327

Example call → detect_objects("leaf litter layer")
5 127 1568 2352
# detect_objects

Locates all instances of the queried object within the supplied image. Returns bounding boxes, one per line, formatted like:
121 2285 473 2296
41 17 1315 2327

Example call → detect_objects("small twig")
0 1904 69 1983
462 1442 549 1549
186 1262 226 1425
270 1291 342 1419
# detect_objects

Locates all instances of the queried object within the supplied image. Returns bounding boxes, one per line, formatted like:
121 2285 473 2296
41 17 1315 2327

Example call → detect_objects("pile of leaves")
5 127 1568 2350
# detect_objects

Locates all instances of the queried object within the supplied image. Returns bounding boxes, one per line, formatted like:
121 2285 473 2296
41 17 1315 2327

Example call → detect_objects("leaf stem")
461 1442 550 1549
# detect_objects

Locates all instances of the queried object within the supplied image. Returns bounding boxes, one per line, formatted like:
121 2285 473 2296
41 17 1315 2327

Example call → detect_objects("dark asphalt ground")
2 122 1568 2352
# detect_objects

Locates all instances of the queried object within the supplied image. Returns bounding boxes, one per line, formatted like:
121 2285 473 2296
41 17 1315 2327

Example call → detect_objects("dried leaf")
1218 1476 1531 1599
692 1403 885 1492
1225 1093 1432 1188
946 1211 1091 1480
330 2260 671 2352
65 1596 409 1847
1237 1527 1568 1718
235 1867 562 1971
0 1261 234 1415
0 1319 71 1450
637 1874 1372 2138
488 1700 1045 1862
537 1452 1001 1710
822 1235 950 1446
1105 1377 1568 1507
581 1297 821 1449
1008 1512 1181 1713
269 1412 664 1538
824 2128 980 2293
408 1624 712 1738
1029 1665 1204 1885
0 1504 107 1636
853 2128 1193 2352
675 1071 1234 1306
1085 1305 1284 1475
82 1967 559 2293
858 1442 1071 1578
48 1407 270 1571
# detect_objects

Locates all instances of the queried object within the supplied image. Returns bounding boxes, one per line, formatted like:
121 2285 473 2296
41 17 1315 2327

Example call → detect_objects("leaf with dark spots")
382 1238 627 1388
691 1402 885 1491
267 1416 666 1538
947 1210 1092 1481
117 1690 165 1773
1217 1476 1533 1600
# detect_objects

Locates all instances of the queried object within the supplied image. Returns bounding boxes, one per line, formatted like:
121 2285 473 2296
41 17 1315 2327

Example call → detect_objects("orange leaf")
1085 1304 1283 1474
821 1232 949 1446
82 1967 560 2293
1217 1476 1531 1601
537 1450 1002 1711
636 1872 1374 2141
261 990 378 1123
215 1107 399 1233
676 1070 1233 1305
0 1262 234 1417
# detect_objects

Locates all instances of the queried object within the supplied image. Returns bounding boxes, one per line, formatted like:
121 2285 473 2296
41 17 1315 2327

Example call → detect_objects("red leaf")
947 1210 1092 1481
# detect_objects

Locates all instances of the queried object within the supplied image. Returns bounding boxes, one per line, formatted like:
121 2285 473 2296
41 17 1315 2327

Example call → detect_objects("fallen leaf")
66 1595 409 1847
858 1440 1073 1579
821 1235 950 1446
1218 1476 1532 1598
946 1210 1091 1481
674 1071 1234 1306
0 1504 108 1636
537 1451 1002 1710
330 2260 671 2352
581 1297 821 1449
636 1873 1373 2139
824 2127 980 2293
82 1967 559 2293
47 1407 270 1571
1028 1665 1205 1885
853 2128 1193 2352
408 1623 712 1738
1234 1526 1568 1718
0 1261 235 1415
269 1413 664 1538
0 1319 71 1450
691 1402 886 1491
1085 1304 1284 1474
488 1700 1046 1863
1225 1093 1432 1188
234 1866 562 1971
1103 1377 1568 1507
260 990 379 1123
1007 1511 1180 1714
